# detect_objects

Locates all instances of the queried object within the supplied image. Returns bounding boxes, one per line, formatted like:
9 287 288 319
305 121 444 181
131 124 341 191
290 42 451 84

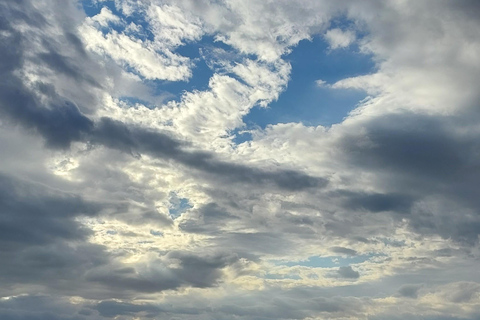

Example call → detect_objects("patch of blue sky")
118 96 154 108
241 33 376 130
81 0 105 17
329 14 371 39
152 36 219 101
150 230 164 237
231 128 253 145
168 194 192 220
82 0 154 39
272 253 382 269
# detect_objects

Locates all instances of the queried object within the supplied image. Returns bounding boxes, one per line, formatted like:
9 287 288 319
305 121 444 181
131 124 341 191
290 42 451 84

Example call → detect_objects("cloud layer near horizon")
1 1 480 319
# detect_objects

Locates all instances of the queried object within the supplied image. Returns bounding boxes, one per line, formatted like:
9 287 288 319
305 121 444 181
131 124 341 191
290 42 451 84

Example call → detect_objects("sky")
1 0 480 319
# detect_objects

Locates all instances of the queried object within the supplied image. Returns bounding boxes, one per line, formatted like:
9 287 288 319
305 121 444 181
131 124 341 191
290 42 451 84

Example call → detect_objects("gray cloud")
337 112 480 244
341 191 414 213
0 295 87 320
2 0 480 319
0 173 111 296
337 266 360 279
0 1 94 149
330 247 358 256
396 284 422 299
94 301 161 318
92 118 327 192
0 174 100 246
84 251 237 295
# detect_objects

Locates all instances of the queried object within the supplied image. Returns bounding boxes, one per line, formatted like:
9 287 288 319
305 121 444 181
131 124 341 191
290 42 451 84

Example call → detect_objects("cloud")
324 28 356 49
329 246 358 256
2 0 480 319
89 7 122 28
79 21 193 81
397 284 422 299
337 266 360 279
91 117 327 191
0 173 113 299
94 300 161 318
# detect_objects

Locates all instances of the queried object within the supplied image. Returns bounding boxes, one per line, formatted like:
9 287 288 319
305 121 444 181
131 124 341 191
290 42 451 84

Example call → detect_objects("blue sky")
243 35 374 128
2 1 480 319
82 0 374 130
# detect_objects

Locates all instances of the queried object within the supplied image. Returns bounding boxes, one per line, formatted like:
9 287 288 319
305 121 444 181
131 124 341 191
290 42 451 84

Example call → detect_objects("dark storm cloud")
0 174 100 246
93 118 327 191
37 50 101 87
341 112 480 198
0 81 94 149
0 295 87 320
0 173 110 293
340 191 414 213
374 120 461 177
85 251 237 294
184 152 326 191
0 2 94 149
330 246 358 256
338 112 480 244
168 251 238 288
85 264 181 293
1 243 109 295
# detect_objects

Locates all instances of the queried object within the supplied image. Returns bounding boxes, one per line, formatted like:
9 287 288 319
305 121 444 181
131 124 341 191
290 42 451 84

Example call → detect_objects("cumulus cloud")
324 28 356 49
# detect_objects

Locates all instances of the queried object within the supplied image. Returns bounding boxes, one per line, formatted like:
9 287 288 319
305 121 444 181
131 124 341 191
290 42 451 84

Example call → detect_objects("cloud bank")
1 0 480 319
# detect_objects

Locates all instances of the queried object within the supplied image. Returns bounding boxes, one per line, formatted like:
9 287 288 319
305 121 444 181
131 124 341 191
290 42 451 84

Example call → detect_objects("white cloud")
79 22 192 81
89 7 122 27
79 4 200 81
324 28 356 49
147 4 204 48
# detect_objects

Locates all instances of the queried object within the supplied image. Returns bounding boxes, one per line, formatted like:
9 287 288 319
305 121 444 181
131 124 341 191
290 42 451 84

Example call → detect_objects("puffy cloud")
79 22 193 81
324 28 356 49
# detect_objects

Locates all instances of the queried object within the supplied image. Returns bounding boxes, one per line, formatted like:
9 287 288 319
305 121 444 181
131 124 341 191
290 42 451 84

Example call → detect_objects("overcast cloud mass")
1 0 480 319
